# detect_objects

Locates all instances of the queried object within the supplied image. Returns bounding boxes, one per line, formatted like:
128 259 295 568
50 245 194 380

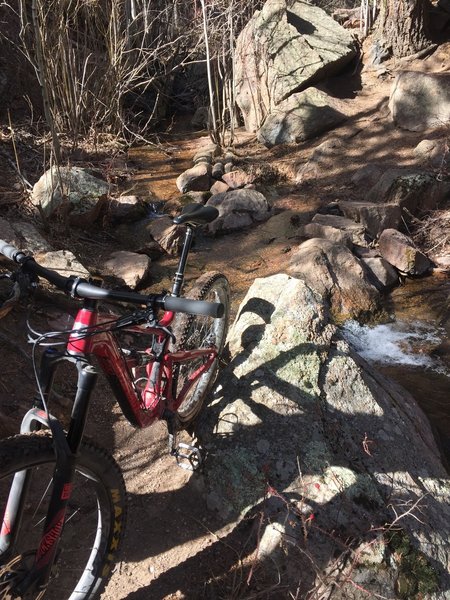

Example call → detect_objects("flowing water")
342 273 450 466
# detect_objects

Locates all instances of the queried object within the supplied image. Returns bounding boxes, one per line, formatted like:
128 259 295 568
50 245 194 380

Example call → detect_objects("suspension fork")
1 350 98 594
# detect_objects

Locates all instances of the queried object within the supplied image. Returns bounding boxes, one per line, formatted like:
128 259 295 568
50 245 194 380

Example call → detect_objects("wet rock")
31 166 109 223
176 163 212 194
378 229 433 275
206 189 272 234
288 238 380 322
103 251 150 289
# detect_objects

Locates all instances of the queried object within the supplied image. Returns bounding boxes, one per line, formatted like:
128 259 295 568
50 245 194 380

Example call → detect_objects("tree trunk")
376 0 431 58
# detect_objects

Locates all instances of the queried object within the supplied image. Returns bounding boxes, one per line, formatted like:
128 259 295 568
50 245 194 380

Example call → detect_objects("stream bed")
342 272 450 467
129 137 450 469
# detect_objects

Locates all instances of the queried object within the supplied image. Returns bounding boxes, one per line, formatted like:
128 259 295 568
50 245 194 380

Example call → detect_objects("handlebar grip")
0 239 27 263
163 295 224 318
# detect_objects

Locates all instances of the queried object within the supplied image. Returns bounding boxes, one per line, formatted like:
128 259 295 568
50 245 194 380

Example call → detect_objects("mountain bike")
0 203 230 600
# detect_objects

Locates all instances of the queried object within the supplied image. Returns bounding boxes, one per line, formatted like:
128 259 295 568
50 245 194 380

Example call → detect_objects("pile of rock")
284 148 450 322
176 145 273 234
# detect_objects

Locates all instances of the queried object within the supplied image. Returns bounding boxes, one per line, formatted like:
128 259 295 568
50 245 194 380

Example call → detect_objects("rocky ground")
0 40 449 600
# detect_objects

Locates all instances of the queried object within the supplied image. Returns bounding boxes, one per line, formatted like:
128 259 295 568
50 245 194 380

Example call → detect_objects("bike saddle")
172 203 219 226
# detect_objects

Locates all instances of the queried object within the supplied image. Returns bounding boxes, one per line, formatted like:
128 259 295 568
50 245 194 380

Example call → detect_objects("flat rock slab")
39 250 89 278
312 213 367 245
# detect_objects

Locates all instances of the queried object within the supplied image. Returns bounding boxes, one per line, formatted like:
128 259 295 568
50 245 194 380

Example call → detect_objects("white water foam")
341 320 447 372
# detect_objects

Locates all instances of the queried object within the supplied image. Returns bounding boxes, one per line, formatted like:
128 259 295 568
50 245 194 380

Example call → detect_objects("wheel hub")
0 553 45 600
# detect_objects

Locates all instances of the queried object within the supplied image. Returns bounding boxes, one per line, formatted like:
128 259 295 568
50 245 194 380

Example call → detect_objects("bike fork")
1 351 98 595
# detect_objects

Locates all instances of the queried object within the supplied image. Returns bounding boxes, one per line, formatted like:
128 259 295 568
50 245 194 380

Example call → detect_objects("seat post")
171 226 195 297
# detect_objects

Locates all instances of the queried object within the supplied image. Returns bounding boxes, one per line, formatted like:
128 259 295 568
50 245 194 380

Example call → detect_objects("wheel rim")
0 461 109 600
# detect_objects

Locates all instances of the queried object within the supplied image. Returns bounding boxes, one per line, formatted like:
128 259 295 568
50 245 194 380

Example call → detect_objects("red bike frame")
67 304 217 428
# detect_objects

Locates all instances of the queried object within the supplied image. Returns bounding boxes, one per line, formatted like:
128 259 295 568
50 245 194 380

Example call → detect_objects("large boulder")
31 167 109 223
199 274 450 597
378 229 433 275
367 170 449 216
206 189 272 234
235 0 356 131
257 88 348 147
288 238 380 322
389 71 450 131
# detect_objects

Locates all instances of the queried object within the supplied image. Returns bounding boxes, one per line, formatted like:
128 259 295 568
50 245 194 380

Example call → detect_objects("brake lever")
12 268 39 298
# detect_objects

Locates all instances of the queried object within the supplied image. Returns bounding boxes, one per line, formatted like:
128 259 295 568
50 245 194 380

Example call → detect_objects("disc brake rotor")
0 553 45 600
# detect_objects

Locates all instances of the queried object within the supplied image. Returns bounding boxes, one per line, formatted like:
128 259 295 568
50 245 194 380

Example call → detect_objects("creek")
343 272 450 468
128 136 450 469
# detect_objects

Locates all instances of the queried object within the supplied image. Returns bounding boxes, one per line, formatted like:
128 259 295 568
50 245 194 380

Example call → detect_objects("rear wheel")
0 432 126 600
172 272 230 425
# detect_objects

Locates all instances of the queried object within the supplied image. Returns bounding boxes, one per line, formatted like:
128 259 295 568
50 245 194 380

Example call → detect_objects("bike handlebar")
0 239 224 319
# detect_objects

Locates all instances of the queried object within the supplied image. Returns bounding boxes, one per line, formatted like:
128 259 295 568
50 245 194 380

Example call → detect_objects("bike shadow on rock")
118 298 450 599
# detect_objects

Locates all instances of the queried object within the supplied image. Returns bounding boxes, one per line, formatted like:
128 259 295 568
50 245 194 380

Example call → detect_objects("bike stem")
171 225 194 297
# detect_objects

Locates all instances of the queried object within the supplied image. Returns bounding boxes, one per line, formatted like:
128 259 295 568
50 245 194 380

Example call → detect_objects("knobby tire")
172 272 230 425
0 431 126 600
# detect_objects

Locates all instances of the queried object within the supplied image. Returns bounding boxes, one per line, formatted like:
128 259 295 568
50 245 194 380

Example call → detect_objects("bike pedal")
174 442 202 471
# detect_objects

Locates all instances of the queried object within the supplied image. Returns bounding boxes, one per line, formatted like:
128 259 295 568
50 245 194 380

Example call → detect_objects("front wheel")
172 272 230 425
0 431 126 600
